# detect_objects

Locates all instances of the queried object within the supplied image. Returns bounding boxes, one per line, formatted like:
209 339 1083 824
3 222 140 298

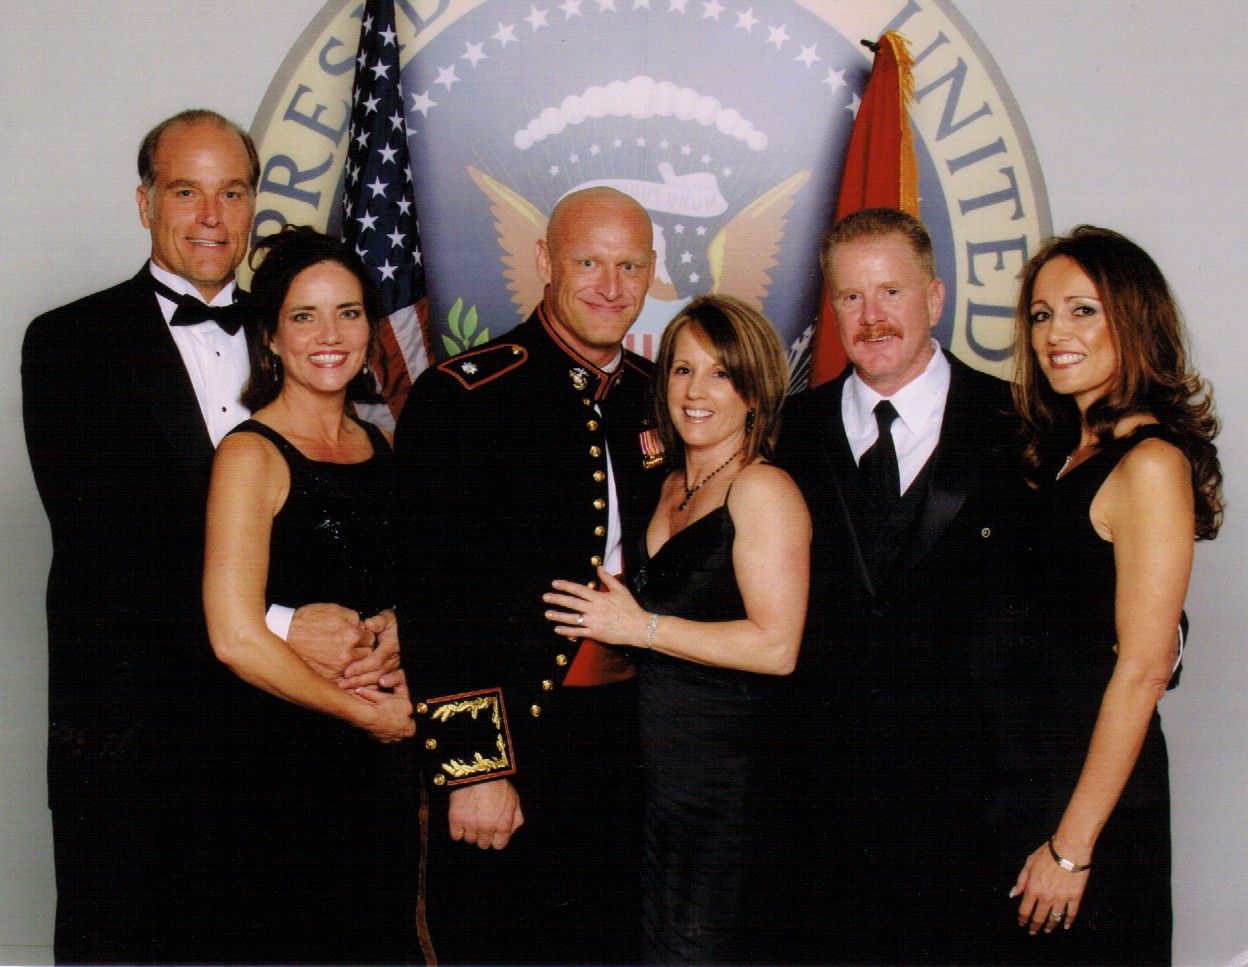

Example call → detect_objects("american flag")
342 0 432 427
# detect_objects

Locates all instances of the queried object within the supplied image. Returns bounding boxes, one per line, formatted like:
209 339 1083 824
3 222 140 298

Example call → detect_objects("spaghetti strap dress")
984 424 1175 965
632 497 798 965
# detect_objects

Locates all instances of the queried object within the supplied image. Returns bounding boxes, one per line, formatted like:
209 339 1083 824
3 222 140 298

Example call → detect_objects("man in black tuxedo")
22 109 396 964
777 208 1025 965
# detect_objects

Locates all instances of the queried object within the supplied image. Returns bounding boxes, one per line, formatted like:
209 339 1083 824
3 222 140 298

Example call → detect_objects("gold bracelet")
1047 838 1091 873
644 613 660 649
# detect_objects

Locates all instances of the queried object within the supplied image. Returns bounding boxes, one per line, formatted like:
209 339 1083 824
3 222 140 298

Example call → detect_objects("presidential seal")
250 0 1049 380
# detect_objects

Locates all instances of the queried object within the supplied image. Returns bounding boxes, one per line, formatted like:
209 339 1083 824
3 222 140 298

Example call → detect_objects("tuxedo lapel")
119 269 216 476
811 377 877 597
894 354 979 572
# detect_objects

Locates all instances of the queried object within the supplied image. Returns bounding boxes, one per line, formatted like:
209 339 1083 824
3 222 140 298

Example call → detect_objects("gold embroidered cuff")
419 687 516 787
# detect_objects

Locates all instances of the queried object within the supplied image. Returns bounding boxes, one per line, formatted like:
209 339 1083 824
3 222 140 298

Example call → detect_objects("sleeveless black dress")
633 500 797 965
984 425 1174 965
214 419 418 965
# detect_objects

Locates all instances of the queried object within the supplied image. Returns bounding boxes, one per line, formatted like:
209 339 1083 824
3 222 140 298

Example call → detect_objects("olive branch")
441 298 490 358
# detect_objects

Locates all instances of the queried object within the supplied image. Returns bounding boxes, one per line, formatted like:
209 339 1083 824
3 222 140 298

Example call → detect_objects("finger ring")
1049 911 1064 921
577 614 585 626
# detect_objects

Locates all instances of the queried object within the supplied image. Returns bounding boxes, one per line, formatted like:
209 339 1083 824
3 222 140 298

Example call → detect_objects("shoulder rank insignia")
437 343 528 389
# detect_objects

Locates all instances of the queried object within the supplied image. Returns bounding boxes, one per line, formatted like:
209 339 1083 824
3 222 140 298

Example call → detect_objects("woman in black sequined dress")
203 228 417 964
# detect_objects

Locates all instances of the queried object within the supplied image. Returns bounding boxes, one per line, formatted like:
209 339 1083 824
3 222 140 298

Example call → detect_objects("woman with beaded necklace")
544 294 811 964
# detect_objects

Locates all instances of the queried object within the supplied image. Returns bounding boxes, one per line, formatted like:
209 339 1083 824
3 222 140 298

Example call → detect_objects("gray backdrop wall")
1 1 1244 964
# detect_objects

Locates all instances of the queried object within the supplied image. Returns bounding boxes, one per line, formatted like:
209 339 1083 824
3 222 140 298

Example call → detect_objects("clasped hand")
288 603 403 688
543 567 647 647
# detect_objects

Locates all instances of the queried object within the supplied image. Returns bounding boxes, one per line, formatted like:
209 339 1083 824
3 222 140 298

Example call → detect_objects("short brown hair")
137 109 260 191
820 207 936 281
651 294 790 467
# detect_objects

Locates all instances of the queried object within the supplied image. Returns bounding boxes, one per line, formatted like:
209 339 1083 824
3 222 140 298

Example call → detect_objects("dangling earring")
362 359 371 378
270 352 283 384
745 409 756 433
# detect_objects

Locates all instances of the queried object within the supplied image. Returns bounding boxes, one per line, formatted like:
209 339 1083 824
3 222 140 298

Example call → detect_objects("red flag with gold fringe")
808 31 919 388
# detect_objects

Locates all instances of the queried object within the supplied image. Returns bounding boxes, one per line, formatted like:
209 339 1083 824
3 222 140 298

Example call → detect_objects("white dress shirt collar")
148 261 238 311
843 341 951 494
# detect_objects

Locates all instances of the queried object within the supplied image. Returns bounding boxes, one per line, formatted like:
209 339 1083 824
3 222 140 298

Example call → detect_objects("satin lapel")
120 270 216 476
810 379 876 598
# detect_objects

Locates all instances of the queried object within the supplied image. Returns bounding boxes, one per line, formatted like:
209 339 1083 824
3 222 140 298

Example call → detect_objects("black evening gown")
983 425 1174 965
633 501 799 965
212 419 419 966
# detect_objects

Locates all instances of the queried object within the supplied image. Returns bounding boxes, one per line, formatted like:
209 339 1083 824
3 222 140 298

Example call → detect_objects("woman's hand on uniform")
543 567 647 647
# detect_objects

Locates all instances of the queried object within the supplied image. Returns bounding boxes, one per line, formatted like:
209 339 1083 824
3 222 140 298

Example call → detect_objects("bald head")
547 186 653 251
535 186 656 367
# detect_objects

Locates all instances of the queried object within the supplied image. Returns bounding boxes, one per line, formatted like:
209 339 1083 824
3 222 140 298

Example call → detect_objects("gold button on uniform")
530 705 542 718
542 679 554 691
433 774 446 786
589 446 602 457
590 555 602 567
424 738 438 750
593 498 606 510
587 580 598 590
415 703 429 715
586 419 599 431
556 654 569 666
594 525 606 537
593 470 605 482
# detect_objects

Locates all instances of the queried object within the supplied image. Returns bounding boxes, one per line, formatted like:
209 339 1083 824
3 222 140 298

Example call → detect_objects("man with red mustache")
777 207 1024 965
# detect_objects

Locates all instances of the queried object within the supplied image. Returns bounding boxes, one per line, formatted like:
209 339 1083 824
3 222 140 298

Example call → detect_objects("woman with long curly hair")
989 226 1222 965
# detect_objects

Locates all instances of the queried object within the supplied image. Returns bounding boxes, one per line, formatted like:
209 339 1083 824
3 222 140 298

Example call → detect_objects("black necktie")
151 278 249 336
859 399 900 502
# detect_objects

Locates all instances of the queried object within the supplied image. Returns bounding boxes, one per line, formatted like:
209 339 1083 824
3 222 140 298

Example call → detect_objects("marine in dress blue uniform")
395 187 663 965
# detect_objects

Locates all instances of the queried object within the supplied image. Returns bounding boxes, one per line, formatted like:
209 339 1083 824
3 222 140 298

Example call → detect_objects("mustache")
853 324 903 344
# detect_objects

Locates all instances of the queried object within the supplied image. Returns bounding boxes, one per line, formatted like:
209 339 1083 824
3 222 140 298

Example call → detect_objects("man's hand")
352 677 416 744
448 779 524 850
286 603 373 681
340 609 403 689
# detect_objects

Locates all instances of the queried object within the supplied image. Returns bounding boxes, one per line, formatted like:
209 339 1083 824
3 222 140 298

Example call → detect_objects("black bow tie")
151 277 249 336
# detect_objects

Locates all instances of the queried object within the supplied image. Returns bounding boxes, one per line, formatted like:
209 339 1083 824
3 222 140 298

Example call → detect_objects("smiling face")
1028 255 1119 414
827 233 945 396
269 261 371 398
136 120 254 301
666 327 750 459
535 188 654 367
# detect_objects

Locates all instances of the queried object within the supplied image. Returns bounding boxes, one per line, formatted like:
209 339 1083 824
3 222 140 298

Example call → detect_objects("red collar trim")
536 300 622 400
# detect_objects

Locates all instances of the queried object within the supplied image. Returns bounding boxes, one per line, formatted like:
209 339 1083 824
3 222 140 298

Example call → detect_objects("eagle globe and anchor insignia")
250 0 1049 389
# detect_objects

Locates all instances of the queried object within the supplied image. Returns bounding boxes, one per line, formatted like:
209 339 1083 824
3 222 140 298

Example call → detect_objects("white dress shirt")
842 341 951 496
149 262 252 447
150 263 294 639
